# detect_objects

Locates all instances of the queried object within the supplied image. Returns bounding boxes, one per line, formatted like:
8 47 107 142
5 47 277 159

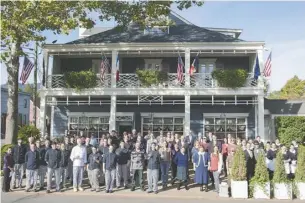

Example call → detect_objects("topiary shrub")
64 70 97 91
231 146 247 181
295 145 305 183
18 125 40 143
276 116 305 146
211 69 248 89
273 151 290 183
250 153 270 196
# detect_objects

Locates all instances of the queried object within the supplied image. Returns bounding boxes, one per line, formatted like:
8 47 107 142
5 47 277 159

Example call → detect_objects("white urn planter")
253 182 270 199
274 183 292 200
231 180 248 198
296 182 305 200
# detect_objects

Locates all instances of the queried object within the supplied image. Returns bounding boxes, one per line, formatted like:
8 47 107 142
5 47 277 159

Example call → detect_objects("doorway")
118 125 133 135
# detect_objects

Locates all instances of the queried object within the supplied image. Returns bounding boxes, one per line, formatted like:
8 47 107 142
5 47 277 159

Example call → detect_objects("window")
204 117 247 140
142 117 184 136
198 59 217 74
1 113 6 139
69 116 110 142
23 115 27 125
144 59 163 70
24 99 27 108
18 114 22 126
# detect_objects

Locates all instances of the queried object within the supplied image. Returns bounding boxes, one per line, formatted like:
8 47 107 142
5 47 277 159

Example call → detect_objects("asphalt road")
2 191 302 203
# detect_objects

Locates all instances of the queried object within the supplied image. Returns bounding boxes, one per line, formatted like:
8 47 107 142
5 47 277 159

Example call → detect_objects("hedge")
276 116 305 146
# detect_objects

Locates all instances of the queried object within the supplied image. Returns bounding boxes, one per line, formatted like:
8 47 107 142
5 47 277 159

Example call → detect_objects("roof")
81 27 113 37
264 98 305 115
68 23 244 44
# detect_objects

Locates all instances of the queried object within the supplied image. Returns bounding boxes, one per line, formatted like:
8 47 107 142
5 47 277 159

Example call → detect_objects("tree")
268 76 305 100
24 83 39 98
1 1 204 144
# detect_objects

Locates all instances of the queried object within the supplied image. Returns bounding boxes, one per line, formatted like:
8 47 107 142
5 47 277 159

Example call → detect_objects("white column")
50 97 56 139
43 52 49 87
255 99 258 138
39 95 47 138
109 95 117 131
184 95 191 136
257 94 265 140
184 48 191 87
111 50 118 88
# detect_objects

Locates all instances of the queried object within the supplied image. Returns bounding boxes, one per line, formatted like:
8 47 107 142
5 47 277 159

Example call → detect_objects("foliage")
1 1 203 144
231 146 247 181
64 70 97 91
273 151 290 183
24 83 39 98
17 125 40 143
250 153 270 196
295 145 305 182
1 144 13 174
211 69 248 89
268 76 305 100
276 116 305 146
136 69 168 87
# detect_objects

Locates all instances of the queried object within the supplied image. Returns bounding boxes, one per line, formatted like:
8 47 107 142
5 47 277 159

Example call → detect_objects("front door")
118 124 133 135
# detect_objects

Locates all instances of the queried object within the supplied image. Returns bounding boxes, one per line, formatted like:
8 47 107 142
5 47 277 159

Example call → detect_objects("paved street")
1 189 302 203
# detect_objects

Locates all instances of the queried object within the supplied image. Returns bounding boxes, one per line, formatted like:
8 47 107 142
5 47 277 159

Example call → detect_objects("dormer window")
144 26 169 35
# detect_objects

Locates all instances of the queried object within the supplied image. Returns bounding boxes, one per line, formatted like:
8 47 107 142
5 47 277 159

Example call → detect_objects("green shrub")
211 69 248 88
18 125 40 143
273 151 290 183
276 116 305 146
1 144 13 173
64 70 97 91
250 153 270 196
136 69 168 87
295 145 305 182
231 146 247 181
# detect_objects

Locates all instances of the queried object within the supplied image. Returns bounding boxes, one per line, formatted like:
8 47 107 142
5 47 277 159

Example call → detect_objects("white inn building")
40 11 271 141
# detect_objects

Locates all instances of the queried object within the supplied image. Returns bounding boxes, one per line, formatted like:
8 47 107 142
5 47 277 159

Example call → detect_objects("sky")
1 1 305 91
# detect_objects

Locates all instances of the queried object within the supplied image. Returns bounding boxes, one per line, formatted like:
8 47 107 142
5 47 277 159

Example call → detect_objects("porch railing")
190 73 257 88
46 73 257 89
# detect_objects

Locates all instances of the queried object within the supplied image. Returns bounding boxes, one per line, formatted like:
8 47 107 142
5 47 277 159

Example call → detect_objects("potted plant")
250 153 270 199
64 70 97 91
136 69 168 87
230 146 248 198
273 150 292 199
211 69 248 88
295 145 305 200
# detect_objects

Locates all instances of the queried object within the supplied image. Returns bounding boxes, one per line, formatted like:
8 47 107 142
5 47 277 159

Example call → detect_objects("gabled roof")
68 23 244 44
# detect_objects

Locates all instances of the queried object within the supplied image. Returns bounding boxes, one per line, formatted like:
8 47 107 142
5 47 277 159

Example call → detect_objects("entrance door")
118 124 132 135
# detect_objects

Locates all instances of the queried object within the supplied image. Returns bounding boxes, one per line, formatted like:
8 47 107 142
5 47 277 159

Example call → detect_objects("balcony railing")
46 73 257 89
190 73 257 88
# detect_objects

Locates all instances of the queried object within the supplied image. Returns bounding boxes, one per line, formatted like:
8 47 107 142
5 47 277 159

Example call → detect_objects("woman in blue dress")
193 145 210 192
174 146 189 190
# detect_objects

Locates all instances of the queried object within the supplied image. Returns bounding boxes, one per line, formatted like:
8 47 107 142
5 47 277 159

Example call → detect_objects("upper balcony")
46 72 257 89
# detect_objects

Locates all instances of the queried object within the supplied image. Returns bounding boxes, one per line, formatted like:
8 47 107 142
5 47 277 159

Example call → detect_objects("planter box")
253 182 270 199
231 180 248 198
274 183 292 200
297 182 305 200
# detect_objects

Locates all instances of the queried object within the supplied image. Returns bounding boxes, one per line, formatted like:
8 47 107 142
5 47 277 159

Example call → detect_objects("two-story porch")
40 42 265 141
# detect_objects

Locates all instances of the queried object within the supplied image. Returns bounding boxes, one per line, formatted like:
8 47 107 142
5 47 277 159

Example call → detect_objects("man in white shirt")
70 138 87 192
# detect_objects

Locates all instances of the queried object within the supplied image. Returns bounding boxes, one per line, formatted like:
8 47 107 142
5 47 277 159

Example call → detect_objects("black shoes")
130 186 135 191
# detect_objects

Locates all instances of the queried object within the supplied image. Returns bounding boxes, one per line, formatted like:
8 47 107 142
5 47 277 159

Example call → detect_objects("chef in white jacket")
70 138 87 192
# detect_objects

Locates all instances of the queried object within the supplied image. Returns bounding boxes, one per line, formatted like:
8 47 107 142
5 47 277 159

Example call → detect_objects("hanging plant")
211 69 248 88
64 70 97 91
136 69 168 87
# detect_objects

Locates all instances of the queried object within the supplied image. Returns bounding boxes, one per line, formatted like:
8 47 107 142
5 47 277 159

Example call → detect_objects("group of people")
2 129 300 195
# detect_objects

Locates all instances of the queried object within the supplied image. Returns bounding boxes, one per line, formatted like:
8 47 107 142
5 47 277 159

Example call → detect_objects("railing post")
184 48 190 88
111 50 118 88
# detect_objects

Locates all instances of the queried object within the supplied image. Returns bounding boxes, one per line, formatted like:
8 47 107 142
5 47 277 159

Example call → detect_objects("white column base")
184 95 191 136
109 95 117 131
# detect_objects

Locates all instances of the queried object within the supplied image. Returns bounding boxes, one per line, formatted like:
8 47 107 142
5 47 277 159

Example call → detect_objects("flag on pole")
254 55 261 80
116 54 120 81
263 52 272 77
177 55 184 83
100 55 109 82
20 57 34 85
189 55 199 76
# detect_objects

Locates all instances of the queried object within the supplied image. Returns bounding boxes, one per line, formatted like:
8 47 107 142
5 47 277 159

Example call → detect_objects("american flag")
263 52 272 77
100 56 110 82
177 55 184 83
20 57 34 85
